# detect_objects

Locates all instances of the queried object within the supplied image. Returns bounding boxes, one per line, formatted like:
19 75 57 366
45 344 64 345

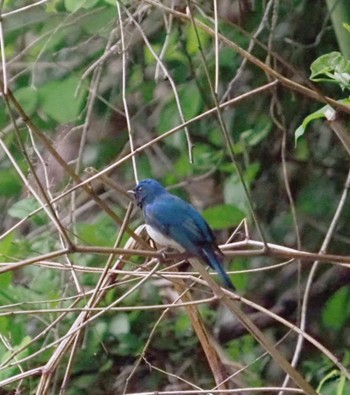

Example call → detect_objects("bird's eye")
137 186 142 192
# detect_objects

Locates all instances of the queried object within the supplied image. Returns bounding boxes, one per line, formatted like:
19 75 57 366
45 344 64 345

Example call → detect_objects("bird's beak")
127 189 136 197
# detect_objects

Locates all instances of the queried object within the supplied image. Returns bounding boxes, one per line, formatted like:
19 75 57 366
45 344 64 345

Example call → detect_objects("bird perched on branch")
129 178 235 290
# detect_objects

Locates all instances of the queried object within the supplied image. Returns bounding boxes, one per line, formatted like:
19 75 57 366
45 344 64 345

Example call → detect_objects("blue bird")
130 179 235 290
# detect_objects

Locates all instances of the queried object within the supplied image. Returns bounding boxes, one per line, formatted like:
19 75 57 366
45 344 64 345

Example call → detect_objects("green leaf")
112 333 143 356
179 83 202 120
298 179 336 217
236 116 272 151
191 143 223 171
310 51 350 90
64 0 98 12
0 336 32 382
157 83 202 139
0 317 9 332
8 198 40 220
81 5 116 35
317 370 341 394
310 52 343 79
294 138 309 161
39 76 84 123
202 204 244 230
244 162 260 184
144 44 161 65
174 313 191 334
29 269 59 295
157 99 181 133
77 218 115 247
294 98 350 144
223 173 249 216
64 0 83 11
0 234 14 287
186 23 210 55
0 232 14 268
74 374 98 390
0 169 22 197
219 47 237 68
14 87 38 115
229 258 247 290
322 287 350 331
294 104 331 143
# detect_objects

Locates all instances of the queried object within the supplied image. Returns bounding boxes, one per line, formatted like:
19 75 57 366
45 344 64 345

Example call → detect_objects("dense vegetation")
0 1 350 394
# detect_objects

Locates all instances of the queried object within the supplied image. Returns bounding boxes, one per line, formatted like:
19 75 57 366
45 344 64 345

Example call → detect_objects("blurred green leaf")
81 5 116 35
244 162 260 184
8 198 39 220
64 0 98 12
298 179 336 217
77 218 115 247
295 138 309 161
192 143 223 171
157 98 180 134
14 87 38 115
73 374 98 390
179 83 202 120
219 47 237 68
144 44 161 65
174 313 191 334
234 117 272 154
202 204 244 230
230 258 248 290
39 76 84 123
0 169 22 197
322 287 350 331
112 333 143 356
0 317 9 332
186 23 210 55
0 336 31 382
64 0 83 11
0 234 14 287
223 173 249 216
29 269 59 295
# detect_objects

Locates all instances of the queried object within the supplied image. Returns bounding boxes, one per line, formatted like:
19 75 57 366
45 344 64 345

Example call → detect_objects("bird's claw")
158 247 175 262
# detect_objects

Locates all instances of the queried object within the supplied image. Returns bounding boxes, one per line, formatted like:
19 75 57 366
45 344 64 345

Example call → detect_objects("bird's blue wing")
144 194 215 253
144 193 234 290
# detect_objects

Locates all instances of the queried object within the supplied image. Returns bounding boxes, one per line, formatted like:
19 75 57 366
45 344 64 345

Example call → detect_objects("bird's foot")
158 247 176 262
158 248 189 263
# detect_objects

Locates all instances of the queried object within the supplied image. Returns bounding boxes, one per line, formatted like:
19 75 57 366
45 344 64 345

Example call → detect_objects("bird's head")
128 179 166 208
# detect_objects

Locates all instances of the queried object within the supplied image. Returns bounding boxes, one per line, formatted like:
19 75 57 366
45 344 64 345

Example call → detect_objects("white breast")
146 225 184 251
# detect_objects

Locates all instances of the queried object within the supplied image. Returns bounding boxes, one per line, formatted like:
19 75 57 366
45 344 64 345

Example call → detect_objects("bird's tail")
201 249 235 290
